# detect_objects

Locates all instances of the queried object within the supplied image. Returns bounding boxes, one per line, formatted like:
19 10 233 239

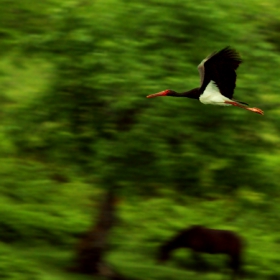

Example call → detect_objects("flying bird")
147 47 264 115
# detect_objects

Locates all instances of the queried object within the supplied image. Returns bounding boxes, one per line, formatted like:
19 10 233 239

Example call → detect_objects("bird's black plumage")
200 46 242 99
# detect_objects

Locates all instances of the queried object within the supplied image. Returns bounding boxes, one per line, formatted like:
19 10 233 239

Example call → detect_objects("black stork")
147 47 264 115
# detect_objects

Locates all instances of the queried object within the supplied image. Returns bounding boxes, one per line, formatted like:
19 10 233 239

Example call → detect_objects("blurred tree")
7 0 277 196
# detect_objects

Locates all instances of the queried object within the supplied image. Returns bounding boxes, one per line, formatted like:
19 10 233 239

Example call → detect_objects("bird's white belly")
199 81 232 106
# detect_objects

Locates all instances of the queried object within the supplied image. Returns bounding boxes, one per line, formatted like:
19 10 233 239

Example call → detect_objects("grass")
2 192 279 279
0 174 272 278
107 194 280 279
0 159 278 279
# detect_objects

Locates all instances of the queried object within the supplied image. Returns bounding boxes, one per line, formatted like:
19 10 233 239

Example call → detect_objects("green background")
0 0 280 278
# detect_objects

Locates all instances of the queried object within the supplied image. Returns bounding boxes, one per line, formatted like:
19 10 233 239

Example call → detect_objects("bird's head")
146 89 176 98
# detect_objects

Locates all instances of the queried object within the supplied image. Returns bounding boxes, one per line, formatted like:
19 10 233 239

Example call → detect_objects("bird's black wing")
202 47 242 99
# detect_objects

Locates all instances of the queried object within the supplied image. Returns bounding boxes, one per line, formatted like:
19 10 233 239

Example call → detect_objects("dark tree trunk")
69 186 125 278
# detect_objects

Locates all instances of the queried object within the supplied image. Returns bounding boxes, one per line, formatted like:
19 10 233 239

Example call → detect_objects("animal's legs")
224 101 264 115
228 255 242 280
192 252 208 272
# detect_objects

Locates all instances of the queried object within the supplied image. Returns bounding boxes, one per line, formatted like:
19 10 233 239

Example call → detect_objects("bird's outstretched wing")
197 59 207 86
200 47 242 99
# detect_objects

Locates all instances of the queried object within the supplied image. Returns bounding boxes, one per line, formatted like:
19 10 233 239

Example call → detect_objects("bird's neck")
171 88 200 99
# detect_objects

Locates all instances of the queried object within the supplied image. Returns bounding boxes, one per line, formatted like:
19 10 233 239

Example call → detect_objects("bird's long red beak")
146 90 168 98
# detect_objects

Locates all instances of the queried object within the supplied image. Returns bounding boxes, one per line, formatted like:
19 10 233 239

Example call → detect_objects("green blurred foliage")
4 0 279 196
0 0 280 279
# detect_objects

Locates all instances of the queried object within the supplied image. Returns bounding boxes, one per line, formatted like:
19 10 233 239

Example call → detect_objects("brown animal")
157 225 243 279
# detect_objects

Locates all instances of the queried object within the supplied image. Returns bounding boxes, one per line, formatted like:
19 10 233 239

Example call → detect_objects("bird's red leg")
224 101 264 115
